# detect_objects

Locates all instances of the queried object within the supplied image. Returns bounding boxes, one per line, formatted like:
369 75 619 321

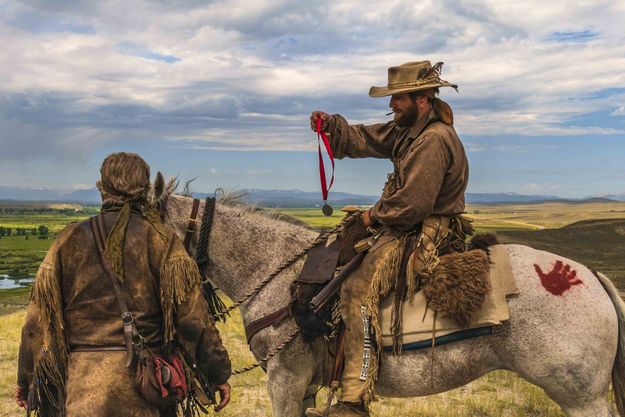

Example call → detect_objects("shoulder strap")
90 214 139 367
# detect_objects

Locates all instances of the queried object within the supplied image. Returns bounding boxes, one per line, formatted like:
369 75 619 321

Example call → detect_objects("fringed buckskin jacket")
325 109 468 233
17 211 231 417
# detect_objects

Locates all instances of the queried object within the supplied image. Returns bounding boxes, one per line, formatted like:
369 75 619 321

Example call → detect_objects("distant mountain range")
0 186 624 206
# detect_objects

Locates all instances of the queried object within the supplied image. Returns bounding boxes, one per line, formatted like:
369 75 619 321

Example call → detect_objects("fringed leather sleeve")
18 224 75 417
160 234 232 386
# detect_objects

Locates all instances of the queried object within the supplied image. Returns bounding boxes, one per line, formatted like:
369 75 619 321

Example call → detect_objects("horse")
161 191 625 417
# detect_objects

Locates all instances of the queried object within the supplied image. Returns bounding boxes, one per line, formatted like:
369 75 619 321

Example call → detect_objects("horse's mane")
153 176 312 230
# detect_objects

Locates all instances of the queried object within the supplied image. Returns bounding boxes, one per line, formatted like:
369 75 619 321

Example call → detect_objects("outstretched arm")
310 111 397 159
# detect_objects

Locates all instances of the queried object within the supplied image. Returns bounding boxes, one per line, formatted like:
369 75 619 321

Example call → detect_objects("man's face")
389 93 419 127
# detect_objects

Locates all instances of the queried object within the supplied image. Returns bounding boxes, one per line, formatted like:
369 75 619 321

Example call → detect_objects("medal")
315 118 336 217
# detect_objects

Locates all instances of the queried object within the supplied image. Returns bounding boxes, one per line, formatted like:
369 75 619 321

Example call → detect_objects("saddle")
378 243 518 349
290 212 370 342
290 212 517 346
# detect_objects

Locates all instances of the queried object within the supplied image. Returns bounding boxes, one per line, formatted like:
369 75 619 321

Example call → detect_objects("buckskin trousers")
338 216 450 404
65 351 159 417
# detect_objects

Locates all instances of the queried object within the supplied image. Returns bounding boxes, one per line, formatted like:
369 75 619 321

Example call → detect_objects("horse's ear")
154 172 165 199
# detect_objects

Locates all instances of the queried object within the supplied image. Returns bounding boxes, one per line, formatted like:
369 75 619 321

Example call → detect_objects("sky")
1 0 624 198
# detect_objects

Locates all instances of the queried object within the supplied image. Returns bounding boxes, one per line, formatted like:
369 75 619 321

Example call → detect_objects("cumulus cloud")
1 0 624 192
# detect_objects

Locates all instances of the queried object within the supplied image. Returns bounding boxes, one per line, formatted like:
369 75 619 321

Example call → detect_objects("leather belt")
70 342 162 353
70 345 126 352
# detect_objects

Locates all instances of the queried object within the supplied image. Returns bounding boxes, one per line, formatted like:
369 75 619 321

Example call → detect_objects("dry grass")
0 300 571 417
0 310 26 417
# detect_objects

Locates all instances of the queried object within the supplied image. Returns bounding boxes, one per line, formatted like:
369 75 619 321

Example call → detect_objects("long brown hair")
410 88 454 126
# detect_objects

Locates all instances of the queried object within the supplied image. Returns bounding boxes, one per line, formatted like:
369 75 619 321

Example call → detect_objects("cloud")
612 106 625 116
1 0 625 193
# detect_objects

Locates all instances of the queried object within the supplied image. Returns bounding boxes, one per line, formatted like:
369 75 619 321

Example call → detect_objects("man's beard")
394 105 419 127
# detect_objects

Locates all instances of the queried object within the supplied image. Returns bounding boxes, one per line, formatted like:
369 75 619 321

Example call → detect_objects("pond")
0 274 34 289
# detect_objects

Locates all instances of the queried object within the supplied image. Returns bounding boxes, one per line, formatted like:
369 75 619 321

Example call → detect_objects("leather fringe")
362 237 405 404
160 256 203 343
29 262 68 417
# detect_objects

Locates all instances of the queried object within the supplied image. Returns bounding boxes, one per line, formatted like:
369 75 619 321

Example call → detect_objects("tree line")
0 207 98 215
0 225 49 237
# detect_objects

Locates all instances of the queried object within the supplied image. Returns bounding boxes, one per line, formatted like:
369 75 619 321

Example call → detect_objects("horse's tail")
594 270 625 416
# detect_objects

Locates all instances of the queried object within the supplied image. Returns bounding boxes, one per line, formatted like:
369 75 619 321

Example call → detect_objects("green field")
0 236 55 277
0 207 94 276
276 207 347 229
3 200 625 278
2 201 625 416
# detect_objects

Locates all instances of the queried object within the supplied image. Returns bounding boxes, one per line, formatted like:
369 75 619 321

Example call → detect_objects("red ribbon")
316 118 334 202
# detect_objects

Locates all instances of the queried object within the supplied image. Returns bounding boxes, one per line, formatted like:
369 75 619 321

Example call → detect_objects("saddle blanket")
379 244 518 347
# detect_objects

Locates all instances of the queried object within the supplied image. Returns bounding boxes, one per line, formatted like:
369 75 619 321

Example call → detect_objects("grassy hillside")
496 218 625 289
466 201 625 230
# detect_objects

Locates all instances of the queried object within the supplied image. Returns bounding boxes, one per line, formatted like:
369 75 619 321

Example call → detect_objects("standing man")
15 152 232 417
306 61 469 417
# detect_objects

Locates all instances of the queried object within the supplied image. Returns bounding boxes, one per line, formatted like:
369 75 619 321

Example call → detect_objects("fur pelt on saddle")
421 247 491 327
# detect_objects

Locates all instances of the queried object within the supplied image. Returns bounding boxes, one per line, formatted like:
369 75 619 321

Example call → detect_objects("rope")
214 212 359 321
195 197 213 275
196 191 229 321
232 328 301 375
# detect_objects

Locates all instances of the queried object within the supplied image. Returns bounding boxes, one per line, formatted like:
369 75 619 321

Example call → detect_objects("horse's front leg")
265 338 325 417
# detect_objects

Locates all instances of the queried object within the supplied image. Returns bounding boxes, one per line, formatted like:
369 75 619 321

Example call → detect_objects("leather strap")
183 198 201 251
244 306 290 344
70 345 126 352
90 215 141 367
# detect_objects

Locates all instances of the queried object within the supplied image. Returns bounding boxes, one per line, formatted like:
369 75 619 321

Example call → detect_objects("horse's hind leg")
515 359 615 417
508 347 616 417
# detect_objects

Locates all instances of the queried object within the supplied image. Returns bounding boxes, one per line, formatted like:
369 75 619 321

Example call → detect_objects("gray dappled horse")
162 192 625 417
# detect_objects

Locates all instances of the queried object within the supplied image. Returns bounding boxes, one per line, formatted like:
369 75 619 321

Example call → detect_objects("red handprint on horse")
534 260 583 296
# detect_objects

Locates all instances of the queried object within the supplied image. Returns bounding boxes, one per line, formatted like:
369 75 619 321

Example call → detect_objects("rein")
183 194 228 322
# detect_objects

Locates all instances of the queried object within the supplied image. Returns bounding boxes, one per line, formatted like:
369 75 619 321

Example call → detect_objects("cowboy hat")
369 61 457 98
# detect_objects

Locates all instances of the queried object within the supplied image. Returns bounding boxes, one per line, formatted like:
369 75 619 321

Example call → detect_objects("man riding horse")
306 61 469 417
